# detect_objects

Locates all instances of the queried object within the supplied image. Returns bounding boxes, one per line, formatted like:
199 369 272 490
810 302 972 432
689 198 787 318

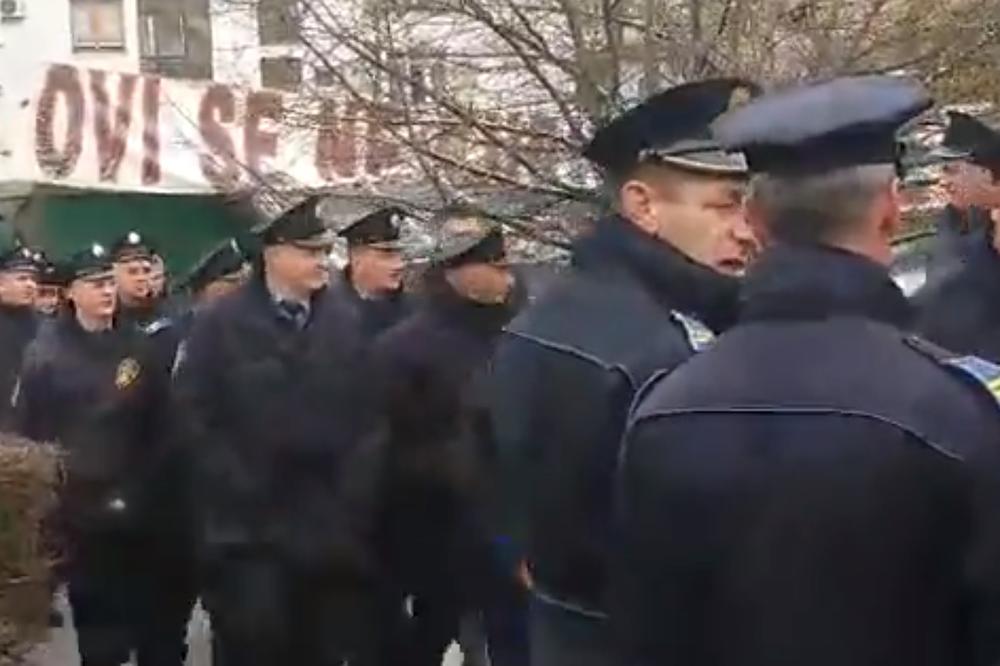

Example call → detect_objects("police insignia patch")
115 358 141 390
671 311 715 352
944 355 1000 405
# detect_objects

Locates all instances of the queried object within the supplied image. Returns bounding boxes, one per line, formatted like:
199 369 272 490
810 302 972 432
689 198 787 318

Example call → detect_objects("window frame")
70 0 126 52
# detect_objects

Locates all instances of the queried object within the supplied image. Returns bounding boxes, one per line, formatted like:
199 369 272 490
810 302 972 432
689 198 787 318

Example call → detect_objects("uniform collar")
741 242 912 327
572 215 741 331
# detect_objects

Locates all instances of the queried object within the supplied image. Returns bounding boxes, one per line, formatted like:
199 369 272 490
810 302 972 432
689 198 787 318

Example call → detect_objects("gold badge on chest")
115 358 141 390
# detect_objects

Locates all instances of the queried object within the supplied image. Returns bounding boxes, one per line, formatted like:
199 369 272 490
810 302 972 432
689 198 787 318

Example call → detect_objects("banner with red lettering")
0 63 413 194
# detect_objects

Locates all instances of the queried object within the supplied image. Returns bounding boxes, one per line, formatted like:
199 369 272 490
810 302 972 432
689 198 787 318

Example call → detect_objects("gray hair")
749 164 896 244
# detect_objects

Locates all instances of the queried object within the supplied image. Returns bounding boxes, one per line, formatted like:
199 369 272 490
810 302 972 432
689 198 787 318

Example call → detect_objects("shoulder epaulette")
670 311 715 352
141 317 173 336
906 334 1000 405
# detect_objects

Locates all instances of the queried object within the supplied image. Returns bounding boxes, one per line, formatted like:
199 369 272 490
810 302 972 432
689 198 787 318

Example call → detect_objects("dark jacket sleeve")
172 309 260 549
12 339 55 442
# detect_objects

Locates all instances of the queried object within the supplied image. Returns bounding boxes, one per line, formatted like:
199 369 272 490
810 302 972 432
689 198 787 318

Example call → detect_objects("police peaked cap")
0 245 40 273
930 111 1000 169
66 243 114 281
583 78 761 177
337 207 406 248
183 239 248 293
37 258 70 287
712 75 932 176
110 231 156 262
432 214 506 267
256 194 337 248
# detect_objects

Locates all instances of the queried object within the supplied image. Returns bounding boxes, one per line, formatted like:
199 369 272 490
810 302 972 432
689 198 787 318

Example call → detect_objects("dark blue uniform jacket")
172 275 382 574
15 314 168 535
616 243 1000 666
916 232 1000 363
491 215 740 614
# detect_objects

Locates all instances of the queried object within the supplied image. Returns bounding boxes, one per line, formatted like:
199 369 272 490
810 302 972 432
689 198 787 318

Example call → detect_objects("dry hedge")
0 436 61 665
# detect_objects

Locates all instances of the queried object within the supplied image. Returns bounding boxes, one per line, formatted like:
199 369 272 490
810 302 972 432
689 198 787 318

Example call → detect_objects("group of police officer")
4 70 1000 666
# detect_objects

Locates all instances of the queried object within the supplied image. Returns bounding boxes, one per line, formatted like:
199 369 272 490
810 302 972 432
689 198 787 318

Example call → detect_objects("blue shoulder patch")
905 334 1000 406
943 355 1000 405
670 311 715 352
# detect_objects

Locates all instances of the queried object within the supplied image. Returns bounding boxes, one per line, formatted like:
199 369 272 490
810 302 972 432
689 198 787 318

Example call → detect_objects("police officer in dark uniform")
180 238 249 316
331 206 411 338
617 76 1000 666
173 195 385 666
490 79 760 666
916 118 1000 361
14 243 186 666
34 253 69 318
923 111 1000 283
0 243 38 430
111 231 162 332
372 214 527 666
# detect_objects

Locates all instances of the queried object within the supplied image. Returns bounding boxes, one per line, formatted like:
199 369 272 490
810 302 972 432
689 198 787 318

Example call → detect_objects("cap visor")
74 268 114 283
290 231 337 250
659 149 748 175
925 145 972 164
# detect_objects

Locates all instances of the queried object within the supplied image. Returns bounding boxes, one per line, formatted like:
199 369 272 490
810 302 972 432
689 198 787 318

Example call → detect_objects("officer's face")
445 262 513 305
941 161 998 209
114 258 153 304
148 256 166 298
622 167 759 275
0 270 38 308
199 269 248 305
349 246 405 294
34 285 63 316
69 274 117 320
264 243 331 293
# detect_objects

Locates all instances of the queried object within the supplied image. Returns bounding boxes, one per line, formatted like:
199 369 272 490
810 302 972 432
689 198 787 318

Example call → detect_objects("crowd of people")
4 72 1000 666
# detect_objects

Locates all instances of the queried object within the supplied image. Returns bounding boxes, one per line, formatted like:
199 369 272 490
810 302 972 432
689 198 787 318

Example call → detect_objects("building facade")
0 0 213 80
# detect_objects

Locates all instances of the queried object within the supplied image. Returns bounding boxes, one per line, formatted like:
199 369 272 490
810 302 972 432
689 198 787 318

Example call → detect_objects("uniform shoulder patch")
115 358 142 390
141 317 173 336
905 335 1000 405
670 311 715 352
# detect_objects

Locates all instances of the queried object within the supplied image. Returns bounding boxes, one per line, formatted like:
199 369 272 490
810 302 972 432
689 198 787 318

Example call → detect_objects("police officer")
489 79 760 666
331 206 411 338
111 231 161 331
149 252 168 301
14 243 186 666
0 243 38 430
922 111 1000 283
34 254 68 318
173 195 384 666
916 117 1000 361
617 76 1000 666
372 214 527 666
181 238 250 313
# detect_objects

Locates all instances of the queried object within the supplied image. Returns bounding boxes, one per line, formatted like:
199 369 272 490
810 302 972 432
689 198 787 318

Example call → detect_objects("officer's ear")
619 177 658 237
877 176 904 241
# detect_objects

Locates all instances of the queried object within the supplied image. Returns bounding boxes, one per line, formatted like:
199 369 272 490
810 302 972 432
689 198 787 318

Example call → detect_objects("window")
70 0 125 50
140 10 186 58
261 57 302 91
314 66 337 88
258 0 298 45
410 64 427 104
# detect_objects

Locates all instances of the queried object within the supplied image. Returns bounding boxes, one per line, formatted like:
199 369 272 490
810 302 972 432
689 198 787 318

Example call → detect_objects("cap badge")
92 244 106 258
115 358 141 390
127 231 141 244
728 86 752 111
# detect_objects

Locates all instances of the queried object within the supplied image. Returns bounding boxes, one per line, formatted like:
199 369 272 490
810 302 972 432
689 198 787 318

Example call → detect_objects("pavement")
25 591 463 665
